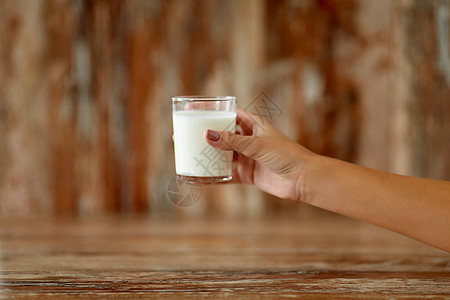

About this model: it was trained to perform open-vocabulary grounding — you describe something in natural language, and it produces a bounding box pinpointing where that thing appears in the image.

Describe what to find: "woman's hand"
[205,108,315,201]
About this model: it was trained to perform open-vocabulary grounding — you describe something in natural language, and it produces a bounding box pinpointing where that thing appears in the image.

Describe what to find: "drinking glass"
[172,96,237,183]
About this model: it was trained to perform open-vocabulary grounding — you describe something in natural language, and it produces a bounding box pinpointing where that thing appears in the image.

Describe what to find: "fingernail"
[206,130,220,141]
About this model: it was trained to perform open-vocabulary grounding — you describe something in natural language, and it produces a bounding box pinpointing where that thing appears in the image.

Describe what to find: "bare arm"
[304,155,450,252]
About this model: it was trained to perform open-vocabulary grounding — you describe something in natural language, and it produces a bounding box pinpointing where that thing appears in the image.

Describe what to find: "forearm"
[302,155,450,252]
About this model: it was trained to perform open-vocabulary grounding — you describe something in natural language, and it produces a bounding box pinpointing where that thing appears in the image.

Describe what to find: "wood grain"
[0,212,448,298]
[0,0,449,216]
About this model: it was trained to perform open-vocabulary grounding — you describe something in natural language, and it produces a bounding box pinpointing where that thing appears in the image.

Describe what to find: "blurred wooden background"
[0,0,449,217]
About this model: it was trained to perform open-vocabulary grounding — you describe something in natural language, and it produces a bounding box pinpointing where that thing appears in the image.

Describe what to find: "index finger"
[236,108,255,135]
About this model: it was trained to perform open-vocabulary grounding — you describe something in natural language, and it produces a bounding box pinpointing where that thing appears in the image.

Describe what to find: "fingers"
[236,108,277,137]
[236,108,255,135]
[228,169,242,184]
[183,102,213,110]
[205,129,260,159]
[222,153,253,184]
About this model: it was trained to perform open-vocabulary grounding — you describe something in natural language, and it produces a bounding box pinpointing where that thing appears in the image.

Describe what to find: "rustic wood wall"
[0,0,449,217]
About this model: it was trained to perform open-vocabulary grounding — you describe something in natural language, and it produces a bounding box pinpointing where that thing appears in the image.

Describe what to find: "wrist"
[293,149,323,204]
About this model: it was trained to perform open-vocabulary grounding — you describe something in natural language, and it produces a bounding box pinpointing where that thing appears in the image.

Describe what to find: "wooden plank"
[0,213,448,298]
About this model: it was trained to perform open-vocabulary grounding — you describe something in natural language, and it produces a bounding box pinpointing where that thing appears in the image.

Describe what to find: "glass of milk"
[172,96,237,183]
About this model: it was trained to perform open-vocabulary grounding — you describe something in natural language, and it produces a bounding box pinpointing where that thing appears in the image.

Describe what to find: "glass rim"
[172,95,236,102]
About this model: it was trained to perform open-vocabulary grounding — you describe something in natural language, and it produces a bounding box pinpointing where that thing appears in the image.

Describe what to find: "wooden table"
[0,211,449,299]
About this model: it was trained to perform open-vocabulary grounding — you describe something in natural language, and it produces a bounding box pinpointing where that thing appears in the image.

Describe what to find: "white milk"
[173,110,236,178]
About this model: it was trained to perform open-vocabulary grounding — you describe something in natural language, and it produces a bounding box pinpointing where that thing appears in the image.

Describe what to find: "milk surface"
[173,110,236,177]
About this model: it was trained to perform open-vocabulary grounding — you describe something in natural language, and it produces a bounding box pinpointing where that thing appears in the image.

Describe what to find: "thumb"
[205,129,260,158]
